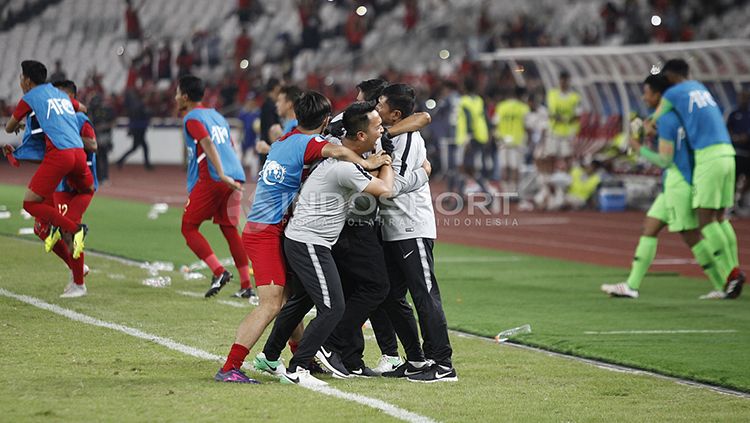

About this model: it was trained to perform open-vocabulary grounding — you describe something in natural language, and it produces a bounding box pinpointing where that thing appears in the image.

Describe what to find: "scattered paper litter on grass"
[20,209,31,220]
[18,227,34,235]
[142,276,171,288]
[140,261,174,275]
[183,272,206,280]
[147,203,169,220]
[0,210,10,219]
[107,274,126,280]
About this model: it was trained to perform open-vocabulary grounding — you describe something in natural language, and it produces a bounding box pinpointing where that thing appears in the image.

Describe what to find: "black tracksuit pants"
[383,238,453,367]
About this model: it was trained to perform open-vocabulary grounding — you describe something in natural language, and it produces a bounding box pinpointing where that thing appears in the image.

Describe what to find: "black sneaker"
[407,363,458,383]
[314,346,351,379]
[231,287,256,298]
[308,360,327,375]
[205,270,232,297]
[724,268,746,299]
[382,360,429,378]
[348,366,379,378]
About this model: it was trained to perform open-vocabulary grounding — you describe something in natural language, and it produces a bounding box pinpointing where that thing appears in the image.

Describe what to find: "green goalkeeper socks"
[691,240,726,291]
[701,222,732,279]
[720,220,739,269]
[626,236,658,290]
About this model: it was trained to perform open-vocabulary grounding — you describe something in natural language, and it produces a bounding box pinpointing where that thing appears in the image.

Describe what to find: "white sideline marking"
[584,329,738,335]
[0,288,436,423]
[176,290,250,308]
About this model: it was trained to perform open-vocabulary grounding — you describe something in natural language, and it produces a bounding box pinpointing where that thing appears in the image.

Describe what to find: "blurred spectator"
[729,90,750,206]
[237,94,261,176]
[236,0,256,24]
[88,93,117,183]
[49,59,67,83]
[139,44,154,82]
[176,42,194,78]
[206,31,222,68]
[219,73,239,112]
[156,41,172,81]
[494,86,530,192]
[345,8,367,51]
[116,88,153,170]
[256,78,282,164]
[124,0,142,41]
[191,30,207,67]
[300,14,322,51]
[234,28,253,66]
[404,0,419,31]
[564,161,602,210]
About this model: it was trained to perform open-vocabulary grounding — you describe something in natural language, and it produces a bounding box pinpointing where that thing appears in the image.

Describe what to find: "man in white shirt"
[377,83,458,383]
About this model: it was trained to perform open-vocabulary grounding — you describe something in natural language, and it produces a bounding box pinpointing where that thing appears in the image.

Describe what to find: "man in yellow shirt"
[453,78,491,198]
[545,71,581,170]
[494,86,530,192]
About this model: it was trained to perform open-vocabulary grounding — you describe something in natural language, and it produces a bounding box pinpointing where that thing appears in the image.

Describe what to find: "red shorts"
[243,221,286,287]
[28,147,93,200]
[183,179,243,226]
[53,191,90,224]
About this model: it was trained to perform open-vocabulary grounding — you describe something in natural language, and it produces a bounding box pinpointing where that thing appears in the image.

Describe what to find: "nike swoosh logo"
[285,375,299,383]
[351,369,363,375]
[320,348,333,359]
[404,369,423,376]
[403,250,414,259]
[435,371,453,379]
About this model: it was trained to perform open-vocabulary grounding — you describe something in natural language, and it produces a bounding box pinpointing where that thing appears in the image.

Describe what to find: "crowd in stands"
[2,0,750,211]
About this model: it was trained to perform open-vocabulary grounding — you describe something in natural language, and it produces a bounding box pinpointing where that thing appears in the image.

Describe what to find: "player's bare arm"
[388,112,431,136]
[363,162,394,198]
[82,137,97,153]
[5,116,21,134]
[198,136,241,190]
[321,143,391,170]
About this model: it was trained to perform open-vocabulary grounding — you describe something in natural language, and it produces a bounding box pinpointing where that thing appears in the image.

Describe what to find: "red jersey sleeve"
[11,99,31,121]
[303,137,329,164]
[80,121,96,139]
[186,119,210,142]
[71,98,81,111]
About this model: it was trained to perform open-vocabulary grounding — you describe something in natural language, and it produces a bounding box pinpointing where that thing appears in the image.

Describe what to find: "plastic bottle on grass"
[495,324,531,343]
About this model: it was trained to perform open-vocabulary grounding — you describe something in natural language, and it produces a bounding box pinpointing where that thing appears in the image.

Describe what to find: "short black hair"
[514,85,527,98]
[662,59,689,77]
[279,85,303,103]
[21,60,47,85]
[643,73,670,94]
[343,101,377,137]
[294,90,332,130]
[356,78,388,102]
[381,83,415,118]
[265,77,281,93]
[52,79,77,97]
[179,75,205,102]
[560,70,571,79]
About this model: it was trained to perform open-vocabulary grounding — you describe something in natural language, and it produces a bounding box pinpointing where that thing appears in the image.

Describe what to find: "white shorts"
[500,146,522,170]
[536,134,573,159]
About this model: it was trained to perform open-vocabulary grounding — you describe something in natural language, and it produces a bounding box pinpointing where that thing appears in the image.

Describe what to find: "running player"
[215,91,389,383]
[647,59,744,298]
[377,83,457,383]
[601,74,727,299]
[3,60,92,260]
[175,75,253,299]
[50,80,98,298]
[257,102,394,386]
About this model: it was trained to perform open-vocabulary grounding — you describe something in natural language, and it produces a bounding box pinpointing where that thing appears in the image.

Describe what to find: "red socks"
[182,221,224,276]
[222,343,250,372]
[220,225,251,289]
[24,200,78,233]
[288,341,299,355]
